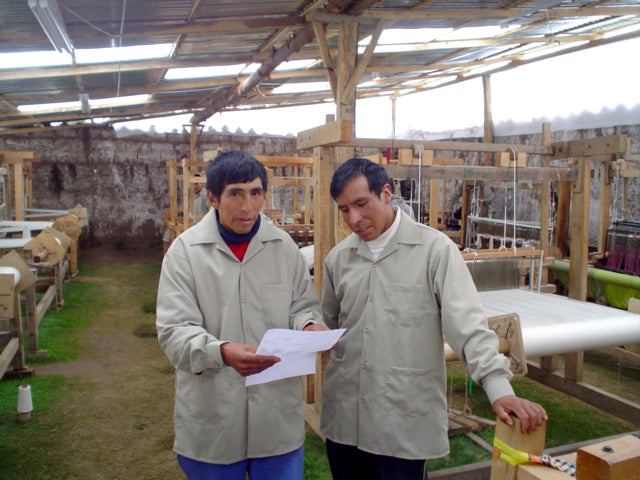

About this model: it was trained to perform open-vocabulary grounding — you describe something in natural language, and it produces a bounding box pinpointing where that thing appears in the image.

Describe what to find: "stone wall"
[1,122,638,248]
[0,126,296,247]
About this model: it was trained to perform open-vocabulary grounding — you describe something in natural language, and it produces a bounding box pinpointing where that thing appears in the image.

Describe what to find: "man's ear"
[207,190,218,208]
[381,183,393,203]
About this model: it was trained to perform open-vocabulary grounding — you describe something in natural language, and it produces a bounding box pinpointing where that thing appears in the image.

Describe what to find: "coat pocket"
[383,284,430,328]
[384,365,443,417]
[260,284,292,328]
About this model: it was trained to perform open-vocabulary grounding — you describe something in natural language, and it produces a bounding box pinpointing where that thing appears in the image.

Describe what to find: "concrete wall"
[0,126,296,247]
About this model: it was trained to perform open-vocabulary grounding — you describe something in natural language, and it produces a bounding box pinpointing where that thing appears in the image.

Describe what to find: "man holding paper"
[320,157,547,480]
[156,151,326,480]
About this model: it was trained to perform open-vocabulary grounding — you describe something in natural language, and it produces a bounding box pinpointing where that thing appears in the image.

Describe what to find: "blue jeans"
[177,446,303,480]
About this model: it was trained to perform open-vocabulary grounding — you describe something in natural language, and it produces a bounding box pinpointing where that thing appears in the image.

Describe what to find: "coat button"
[241,296,247,303]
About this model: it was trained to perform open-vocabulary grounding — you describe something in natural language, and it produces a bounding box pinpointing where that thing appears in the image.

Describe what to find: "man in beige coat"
[320,157,547,480]
[157,151,325,480]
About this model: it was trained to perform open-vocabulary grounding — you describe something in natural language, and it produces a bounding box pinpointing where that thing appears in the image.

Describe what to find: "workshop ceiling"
[1,0,639,133]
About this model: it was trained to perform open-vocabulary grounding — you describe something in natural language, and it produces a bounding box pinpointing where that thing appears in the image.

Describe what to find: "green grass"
[304,432,332,479]
[0,376,75,477]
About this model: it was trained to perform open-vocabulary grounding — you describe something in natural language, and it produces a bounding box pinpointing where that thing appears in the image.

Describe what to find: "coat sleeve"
[431,239,515,404]
[320,256,340,330]
[287,239,324,330]
[156,239,226,374]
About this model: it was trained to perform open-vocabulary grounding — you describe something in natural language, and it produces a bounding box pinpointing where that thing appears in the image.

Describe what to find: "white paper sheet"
[245,328,346,386]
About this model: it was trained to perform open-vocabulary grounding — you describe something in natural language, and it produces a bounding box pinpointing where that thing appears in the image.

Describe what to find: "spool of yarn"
[0,266,21,287]
[17,384,33,422]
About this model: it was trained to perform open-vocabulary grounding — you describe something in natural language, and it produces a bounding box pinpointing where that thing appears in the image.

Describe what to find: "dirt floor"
[36,245,181,480]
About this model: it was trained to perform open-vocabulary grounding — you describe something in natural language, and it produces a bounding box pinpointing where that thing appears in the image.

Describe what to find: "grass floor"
[0,246,637,479]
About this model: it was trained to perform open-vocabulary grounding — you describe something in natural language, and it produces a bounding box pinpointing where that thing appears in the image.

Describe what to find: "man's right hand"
[220,342,280,377]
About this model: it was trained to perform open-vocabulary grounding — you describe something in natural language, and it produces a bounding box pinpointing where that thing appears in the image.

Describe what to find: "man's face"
[335,174,395,242]
[194,182,202,194]
[207,177,264,234]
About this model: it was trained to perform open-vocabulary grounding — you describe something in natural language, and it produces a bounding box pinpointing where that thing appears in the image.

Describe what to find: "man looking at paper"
[320,157,547,480]
[156,150,326,480]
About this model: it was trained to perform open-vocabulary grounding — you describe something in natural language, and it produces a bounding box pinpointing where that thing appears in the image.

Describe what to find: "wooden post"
[335,21,358,242]
[490,416,547,480]
[13,163,24,221]
[597,161,612,255]
[483,75,494,167]
[566,157,591,382]
[555,181,571,257]
[312,146,336,296]
[182,157,191,230]
[303,166,312,224]
[24,283,38,355]
[538,124,557,371]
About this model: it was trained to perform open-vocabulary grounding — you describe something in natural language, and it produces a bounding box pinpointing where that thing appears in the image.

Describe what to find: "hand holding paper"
[246,328,346,386]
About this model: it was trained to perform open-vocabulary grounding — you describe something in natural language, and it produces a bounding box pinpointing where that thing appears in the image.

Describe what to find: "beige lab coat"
[157,210,321,464]
[320,210,514,460]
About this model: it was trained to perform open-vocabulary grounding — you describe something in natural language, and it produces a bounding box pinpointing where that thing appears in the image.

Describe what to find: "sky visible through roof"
[113,36,640,138]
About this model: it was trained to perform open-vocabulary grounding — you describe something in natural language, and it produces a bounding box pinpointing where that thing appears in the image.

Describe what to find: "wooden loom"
[296,119,638,434]
[163,152,316,249]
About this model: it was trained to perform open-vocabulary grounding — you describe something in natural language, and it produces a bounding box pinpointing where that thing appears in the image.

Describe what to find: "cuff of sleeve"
[204,341,227,370]
[482,376,515,405]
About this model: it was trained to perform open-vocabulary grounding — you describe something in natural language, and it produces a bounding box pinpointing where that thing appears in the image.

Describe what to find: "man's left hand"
[492,395,548,434]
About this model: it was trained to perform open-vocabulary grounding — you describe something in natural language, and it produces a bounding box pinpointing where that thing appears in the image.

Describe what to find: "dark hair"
[330,157,391,199]
[206,151,268,200]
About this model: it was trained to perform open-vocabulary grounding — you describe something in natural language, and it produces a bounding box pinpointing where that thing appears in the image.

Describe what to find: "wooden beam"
[312,21,338,96]
[344,138,552,155]
[385,165,576,182]
[482,75,494,166]
[527,363,640,425]
[552,135,630,159]
[297,120,354,149]
[344,19,388,94]
[312,6,640,21]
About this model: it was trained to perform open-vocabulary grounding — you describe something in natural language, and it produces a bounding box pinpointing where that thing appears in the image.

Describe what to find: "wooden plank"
[35,284,56,327]
[269,176,315,187]
[526,363,640,425]
[598,347,640,367]
[384,165,576,182]
[255,155,314,167]
[0,337,19,378]
[297,120,354,149]
[304,402,323,439]
[552,135,630,159]
[460,248,542,260]
[343,138,552,155]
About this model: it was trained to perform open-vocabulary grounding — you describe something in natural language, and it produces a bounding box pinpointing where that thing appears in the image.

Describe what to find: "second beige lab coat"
[320,210,514,460]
